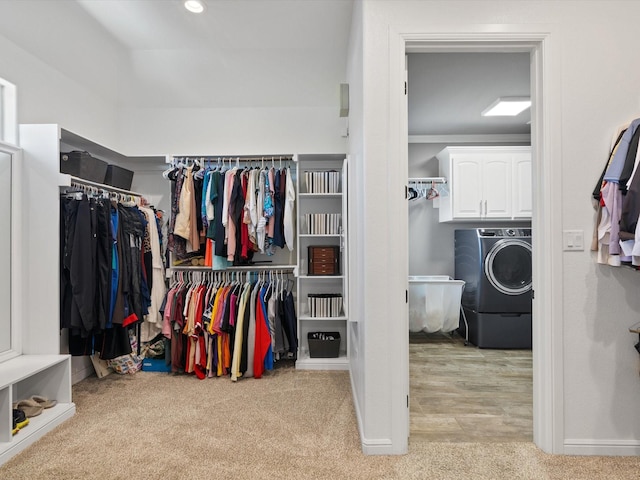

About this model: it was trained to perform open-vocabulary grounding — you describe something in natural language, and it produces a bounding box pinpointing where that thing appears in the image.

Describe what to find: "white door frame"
[0,140,22,364]
[388,26,564,454]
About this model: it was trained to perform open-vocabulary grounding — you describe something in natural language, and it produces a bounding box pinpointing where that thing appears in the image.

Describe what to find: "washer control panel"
[478,228,531,237]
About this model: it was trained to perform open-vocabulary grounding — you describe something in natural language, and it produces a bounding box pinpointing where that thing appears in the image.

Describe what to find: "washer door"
[484,239,532,295]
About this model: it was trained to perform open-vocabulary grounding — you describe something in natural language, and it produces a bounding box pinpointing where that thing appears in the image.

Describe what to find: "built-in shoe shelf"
[0,355,75,465]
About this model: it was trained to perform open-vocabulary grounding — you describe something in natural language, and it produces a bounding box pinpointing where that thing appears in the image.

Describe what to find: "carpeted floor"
[1,364,639,479]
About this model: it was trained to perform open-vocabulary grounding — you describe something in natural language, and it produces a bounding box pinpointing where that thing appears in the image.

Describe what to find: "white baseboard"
[361,438,395,455]
[71,357,94,384]
[349,371,397,455]
[564,439,640,456]
[349,370,365,449]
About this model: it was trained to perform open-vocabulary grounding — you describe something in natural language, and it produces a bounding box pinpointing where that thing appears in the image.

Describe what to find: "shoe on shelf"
[30,395,57,409]
[13,408,29,434]
[13,398,44,418]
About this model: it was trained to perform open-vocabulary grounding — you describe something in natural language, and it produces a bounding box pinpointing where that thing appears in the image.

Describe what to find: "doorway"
[406,52,533,442]
[387,29,564,454]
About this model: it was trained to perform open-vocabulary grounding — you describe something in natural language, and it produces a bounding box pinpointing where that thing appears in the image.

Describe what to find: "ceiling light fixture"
[184,0,206,13]
[481,97,531,117]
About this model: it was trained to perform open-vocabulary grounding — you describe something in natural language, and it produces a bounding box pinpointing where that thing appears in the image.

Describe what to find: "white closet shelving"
[295,154,349,370]
[0,356,74,465]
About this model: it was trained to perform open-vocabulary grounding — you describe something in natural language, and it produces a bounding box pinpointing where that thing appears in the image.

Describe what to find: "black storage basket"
[308,332,341,358]
[60,151,108,183]
[104,164,134,190]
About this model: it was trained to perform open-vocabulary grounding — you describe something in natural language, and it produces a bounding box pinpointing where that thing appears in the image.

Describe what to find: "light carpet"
[1,364,639,479]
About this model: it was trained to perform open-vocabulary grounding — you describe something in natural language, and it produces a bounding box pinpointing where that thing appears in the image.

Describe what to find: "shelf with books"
[295,154,349,371]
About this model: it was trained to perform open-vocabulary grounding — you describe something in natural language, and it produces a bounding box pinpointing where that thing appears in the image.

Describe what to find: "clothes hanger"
[427,181,439,200]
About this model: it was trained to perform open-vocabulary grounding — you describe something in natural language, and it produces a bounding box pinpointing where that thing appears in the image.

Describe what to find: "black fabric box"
[308,332,341,358]
[105,164,134,190]
[60,151,108,183]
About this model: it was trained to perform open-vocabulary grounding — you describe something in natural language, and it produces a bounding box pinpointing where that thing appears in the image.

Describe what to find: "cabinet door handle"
[484,200,487,216]
[479,200,483,217]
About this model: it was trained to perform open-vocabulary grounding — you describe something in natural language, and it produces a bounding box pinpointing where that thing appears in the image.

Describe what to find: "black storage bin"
[105,164,134,190]
[308,332,341,358]
[60,151,108,183]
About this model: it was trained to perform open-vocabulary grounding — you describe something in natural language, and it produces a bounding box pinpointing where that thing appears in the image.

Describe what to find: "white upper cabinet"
[511,151,533,218]
[437,146,531,222]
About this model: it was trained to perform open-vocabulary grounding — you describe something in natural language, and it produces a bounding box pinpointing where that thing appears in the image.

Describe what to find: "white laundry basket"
[408,276,465,333]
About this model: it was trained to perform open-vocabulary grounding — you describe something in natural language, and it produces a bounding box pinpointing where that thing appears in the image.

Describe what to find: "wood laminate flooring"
[409,331,533,443]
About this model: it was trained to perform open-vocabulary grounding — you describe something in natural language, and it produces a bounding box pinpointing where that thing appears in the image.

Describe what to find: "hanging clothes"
[60,186,160,359]
[161,270,297,381]
[140,206,167,342]
[284,166,296,251]
[593,118,640,268]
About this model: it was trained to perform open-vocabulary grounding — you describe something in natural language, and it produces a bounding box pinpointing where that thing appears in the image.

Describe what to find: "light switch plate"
[563,229,584,251]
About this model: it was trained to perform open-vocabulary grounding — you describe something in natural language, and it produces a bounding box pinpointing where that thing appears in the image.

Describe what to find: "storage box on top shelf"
[60,151,108,183]
[104,164,134,190]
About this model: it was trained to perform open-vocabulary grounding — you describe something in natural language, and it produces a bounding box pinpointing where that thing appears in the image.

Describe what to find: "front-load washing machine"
[455,228,532,348]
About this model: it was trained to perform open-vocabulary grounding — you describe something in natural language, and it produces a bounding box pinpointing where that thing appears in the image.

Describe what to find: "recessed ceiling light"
[481,97,531,117]
[184,0,206,13]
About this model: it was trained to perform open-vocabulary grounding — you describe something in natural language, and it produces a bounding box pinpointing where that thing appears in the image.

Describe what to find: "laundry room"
[406,51,534,442]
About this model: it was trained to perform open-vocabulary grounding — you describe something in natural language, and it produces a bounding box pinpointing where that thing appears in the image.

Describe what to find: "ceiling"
[0,0,530,137]
[75,0,354,109]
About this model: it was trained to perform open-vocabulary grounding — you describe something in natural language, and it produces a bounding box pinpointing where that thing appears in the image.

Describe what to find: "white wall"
[117,106,346,157]
[0,0,124,150]
[346,0,366,448]
[352,0,640,455]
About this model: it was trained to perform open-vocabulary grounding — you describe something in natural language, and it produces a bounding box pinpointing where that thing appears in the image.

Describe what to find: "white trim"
[563,440,640,457]
[350,369,365,450]
[10,147,22,359]
[0,78,17,145]
[529,31,564,455]
[389,27,411,455]
[391,25,564,455]
[0,141,22,362]
[361,438,394,455]
[409,134,531,144]
[71,356,95,385]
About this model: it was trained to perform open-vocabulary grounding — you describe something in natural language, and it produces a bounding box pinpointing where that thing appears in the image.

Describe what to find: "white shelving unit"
[0,355,75,464]
[296,154,349,370]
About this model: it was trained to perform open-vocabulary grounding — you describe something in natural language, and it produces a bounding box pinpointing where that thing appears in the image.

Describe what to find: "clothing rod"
[170,265,297,272]
[408,177,447,184]
[64,174,144,197]
[169,155,294,163]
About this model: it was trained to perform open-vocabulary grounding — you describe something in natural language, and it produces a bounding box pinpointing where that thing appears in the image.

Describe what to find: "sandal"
[13,398,44,418]
[30,395,57,409]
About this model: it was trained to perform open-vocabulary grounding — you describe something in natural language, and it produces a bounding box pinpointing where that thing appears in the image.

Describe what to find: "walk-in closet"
[56,147,350,382]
